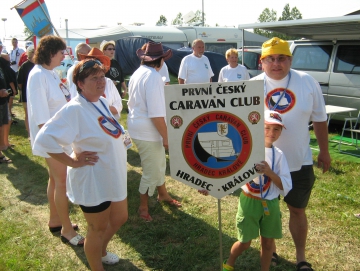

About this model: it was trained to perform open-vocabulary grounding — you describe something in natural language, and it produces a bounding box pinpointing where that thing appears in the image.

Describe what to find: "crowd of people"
[0,35,334,271]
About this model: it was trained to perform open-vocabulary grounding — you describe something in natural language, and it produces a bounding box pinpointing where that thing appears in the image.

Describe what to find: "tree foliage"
[23,26,33,38]
[172,12,183,25]
[156,15,167,26]
[254,4,303,40]
[187,10,206,26]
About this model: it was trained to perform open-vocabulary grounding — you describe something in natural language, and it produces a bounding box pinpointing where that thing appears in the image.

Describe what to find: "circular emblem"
[182,111,252,178]
[265,88,296,114]
[170,115,183,129]
[248,111,261,124]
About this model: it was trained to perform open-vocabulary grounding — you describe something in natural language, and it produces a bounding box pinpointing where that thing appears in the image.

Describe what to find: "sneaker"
[223,260,234,271]
[102,251,119,265]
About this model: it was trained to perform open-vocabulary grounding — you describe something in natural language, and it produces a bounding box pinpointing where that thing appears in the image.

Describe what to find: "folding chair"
[338,111,360,151]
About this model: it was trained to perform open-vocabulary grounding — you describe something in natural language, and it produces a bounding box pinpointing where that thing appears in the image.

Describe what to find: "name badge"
[123,130,133,150]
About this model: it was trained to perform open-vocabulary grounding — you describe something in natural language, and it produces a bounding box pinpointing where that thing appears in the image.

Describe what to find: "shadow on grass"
[115,169,296,271]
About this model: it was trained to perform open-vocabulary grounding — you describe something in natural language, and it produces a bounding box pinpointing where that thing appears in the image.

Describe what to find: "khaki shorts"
[284,165,315,208]
[133,139,166,196]
[236,192,282,243]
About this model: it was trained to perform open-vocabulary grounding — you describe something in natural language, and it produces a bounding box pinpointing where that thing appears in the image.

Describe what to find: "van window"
[205,43,237,55]
[291,45,333,71]
[334,45,360,74]
[238,51,260,70]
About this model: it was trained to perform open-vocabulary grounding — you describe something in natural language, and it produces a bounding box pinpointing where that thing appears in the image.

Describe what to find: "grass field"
[0,102,359,271]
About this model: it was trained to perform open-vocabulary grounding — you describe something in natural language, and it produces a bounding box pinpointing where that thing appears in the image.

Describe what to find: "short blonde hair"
[192,39,204,47]
[225,48,238,59]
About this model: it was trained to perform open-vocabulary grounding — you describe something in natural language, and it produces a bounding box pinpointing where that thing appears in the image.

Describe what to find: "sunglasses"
[106,48,115,51]
[263,55,289,63]
[79,59,102,73]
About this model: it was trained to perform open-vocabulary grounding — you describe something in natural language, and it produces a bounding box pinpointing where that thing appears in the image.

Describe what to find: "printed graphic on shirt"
[110,67,119,78]
[246,175,271,197]
[98,116,122,138]
[59,83,71,102]
[205,64,209,70]
[265,88,296,114]
[237,74,242,79]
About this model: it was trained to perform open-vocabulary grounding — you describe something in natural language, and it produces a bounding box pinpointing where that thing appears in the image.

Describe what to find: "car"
[290,40,360,120]
[237,47,262,78]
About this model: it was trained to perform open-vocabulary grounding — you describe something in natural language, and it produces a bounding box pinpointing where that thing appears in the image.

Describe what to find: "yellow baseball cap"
[260,37,292,59]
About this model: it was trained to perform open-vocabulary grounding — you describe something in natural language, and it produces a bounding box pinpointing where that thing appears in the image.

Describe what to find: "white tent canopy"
[237,15,360,41]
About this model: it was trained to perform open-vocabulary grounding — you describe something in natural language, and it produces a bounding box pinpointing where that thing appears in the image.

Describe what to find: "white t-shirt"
[33,95,127,206]
[27,64,77,157]
[9,47,25,72]
[158,62,170,84]
[178,54,214,84]
[127,65,166,142]
[251,69,327,171]
[242,146,292,200]
[66,60,78,90]
[218,64,250,82]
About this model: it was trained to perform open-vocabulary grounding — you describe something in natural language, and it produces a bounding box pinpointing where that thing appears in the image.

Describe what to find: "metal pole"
[65,19,68,41]
[202,0,204,26]
[218,199,223,271]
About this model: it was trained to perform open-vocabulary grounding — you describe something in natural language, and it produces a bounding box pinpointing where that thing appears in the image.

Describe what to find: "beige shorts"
[133,139,166,196]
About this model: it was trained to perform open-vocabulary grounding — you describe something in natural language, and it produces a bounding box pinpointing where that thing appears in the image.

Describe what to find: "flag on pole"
[12,0,53,37]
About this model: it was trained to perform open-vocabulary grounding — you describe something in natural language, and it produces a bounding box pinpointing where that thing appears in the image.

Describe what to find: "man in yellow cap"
[251,37,331,271]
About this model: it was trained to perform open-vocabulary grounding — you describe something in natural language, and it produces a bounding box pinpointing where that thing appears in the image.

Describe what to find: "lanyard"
[259,146,275,199]
[80,94,125,134]
[264,71,291,110]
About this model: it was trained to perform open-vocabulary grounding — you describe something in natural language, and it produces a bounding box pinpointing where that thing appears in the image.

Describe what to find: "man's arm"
[313,121,331,173]
[178,78,185,84]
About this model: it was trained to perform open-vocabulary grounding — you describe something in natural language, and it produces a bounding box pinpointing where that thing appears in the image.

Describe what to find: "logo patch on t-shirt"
[98,116,122,138]
[205,64,208,70]
[237,74,242,79]
[265,88,296,114]
[109,67,119,78]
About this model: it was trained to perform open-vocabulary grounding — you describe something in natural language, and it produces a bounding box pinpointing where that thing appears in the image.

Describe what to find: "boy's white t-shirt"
[33,95,127,206]
[251,69,327,171]
[218,64,250,82]
[242,146,292,200]
[27,64,77,157]
[127,65,166,142]
[158,62,170,84]
[178,54,214,84]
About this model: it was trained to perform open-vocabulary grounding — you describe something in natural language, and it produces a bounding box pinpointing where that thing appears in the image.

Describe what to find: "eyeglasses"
[79,59,102,73]
[106,48,115,51]
[263,55,289,64]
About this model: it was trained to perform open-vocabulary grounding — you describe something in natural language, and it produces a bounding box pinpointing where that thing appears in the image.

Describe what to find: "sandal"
[0,156,12,164]
[102,251,119,265]
[271,252,279,266]
[223,260,234,271]
[296,261,313,271]
[49,223,79,233]
[60,234,84,247]
[138,210,153,222]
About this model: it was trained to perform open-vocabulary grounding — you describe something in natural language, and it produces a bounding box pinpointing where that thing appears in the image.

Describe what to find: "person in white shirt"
[223,110,292,271]
[251,37,331,271]
[9,38,25,73]
[178,39,214,84]
[27,35,82,246]
[219,48,250,82]
[33,59,128,269]
[127,41,181,222]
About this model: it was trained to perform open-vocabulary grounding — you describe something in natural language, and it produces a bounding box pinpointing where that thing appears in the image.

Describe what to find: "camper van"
[177,26,267,55]
[290,40,360,120]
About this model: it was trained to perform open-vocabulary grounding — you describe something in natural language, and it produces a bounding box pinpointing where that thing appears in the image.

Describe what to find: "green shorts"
[236,193,282,242]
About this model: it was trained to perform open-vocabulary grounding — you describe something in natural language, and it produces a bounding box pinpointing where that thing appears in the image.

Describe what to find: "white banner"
[165,80,265,199]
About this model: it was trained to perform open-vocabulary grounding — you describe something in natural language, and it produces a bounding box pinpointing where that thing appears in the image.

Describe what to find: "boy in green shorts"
[223,110,292,271]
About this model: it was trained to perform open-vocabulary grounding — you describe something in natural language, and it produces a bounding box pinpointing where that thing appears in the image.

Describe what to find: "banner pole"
[218,199,223,271]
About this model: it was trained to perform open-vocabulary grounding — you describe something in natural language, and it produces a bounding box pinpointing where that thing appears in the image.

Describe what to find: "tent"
[114,37,227,82]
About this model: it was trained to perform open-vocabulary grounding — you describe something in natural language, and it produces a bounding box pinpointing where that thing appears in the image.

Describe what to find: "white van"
[290,40,360,120]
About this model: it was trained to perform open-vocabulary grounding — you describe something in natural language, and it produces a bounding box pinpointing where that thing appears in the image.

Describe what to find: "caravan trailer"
[176,26,267,55]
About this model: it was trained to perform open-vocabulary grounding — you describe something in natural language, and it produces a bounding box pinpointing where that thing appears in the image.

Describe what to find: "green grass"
[0,102,359,270]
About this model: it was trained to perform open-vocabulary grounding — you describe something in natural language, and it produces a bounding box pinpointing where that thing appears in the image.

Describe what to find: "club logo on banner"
[165,81,264,199]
